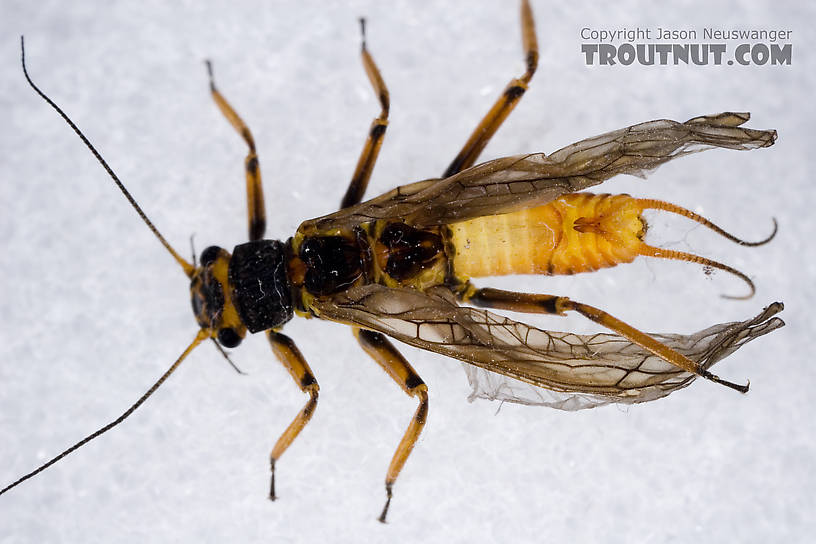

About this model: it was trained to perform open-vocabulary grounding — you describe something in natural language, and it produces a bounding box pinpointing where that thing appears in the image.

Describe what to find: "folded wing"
[301,112,776,233]
[309,284,784,410]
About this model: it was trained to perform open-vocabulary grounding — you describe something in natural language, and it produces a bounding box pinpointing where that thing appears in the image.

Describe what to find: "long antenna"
[0,330,208,497]
[20,36,194,278]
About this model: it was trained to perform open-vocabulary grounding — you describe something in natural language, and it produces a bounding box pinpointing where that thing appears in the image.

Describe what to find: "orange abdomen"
[448,193,646,279]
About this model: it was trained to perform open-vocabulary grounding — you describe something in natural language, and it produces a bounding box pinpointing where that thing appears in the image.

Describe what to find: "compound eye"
[200,246,221,267]
[217,327,242,348]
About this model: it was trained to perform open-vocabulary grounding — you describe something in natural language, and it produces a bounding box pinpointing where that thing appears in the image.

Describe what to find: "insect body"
[7,0,784,523]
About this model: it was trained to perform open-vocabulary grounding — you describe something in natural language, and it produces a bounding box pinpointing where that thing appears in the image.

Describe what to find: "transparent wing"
[309,284,784,411]
[300,112,776,234]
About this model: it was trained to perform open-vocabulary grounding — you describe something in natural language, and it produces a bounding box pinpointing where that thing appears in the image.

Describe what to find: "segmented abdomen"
[448,193,645,279]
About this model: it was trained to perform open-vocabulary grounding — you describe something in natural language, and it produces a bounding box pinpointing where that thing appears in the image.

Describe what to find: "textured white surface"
[0,1,812,542]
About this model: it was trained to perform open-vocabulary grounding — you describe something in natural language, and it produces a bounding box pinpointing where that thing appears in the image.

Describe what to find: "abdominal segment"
[448,193,646,279]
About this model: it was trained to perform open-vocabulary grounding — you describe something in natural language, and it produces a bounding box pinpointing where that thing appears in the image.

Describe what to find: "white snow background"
[0,1,812,542]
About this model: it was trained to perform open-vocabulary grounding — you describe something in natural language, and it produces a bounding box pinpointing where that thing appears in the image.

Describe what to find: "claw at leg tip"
[268,460,277,501]
[378,484,393,523]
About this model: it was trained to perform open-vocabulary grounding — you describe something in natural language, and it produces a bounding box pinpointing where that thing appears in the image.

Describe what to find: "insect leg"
[206,61,266,241]
[266,331,320,501]
[354,328,429,523]
[340,19,390,209]
[465,287,750,393]
[443,0,538,177]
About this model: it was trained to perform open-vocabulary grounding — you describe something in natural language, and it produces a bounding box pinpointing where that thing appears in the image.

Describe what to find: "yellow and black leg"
[444,0,538,177]
[266,331,320,501]
[340,19,391,209]
[206,61,266,241]
[465,287,750,393]
[354,328,429,523]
